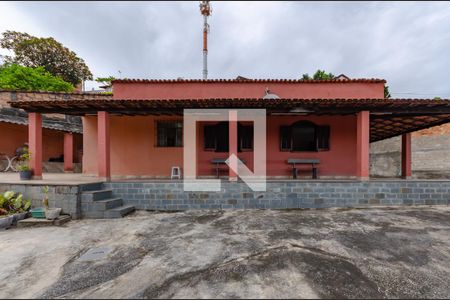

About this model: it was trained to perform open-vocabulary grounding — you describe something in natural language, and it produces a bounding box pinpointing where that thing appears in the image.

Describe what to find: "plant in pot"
[17,151,32,180]
[42,186,61,220]
[0,191,32,228]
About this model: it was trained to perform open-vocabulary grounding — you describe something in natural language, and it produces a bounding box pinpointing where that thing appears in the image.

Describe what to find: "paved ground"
[0,206,449,299]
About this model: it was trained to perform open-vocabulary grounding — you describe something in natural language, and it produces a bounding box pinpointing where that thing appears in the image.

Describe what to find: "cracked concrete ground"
[0,206,449,299]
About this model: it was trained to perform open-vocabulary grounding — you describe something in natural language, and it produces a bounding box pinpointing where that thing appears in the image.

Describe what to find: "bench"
[211,158,246,178]
[287,159,320,179]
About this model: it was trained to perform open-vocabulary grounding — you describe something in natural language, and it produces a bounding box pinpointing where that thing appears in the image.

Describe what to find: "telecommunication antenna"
[199,1,211,80]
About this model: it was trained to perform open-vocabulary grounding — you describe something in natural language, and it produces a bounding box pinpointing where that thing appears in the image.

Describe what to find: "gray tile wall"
[104,180,450,211]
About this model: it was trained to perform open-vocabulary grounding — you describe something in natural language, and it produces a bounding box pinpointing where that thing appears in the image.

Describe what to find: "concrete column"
[63,133,74,172]
[28,112,43,179]
[97,111,110,180]
[401,133,412,179]
[356,111,370,180]
[229,110,238,181]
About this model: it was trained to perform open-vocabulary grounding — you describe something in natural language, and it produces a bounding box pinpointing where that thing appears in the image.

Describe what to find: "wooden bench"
[211,158,246,178]
[287,159,320,179]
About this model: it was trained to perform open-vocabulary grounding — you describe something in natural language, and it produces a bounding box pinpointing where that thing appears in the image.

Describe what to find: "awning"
[9,97,450,142]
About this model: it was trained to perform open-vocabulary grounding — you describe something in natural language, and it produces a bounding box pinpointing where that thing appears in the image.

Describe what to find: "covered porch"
[9,97,450,181]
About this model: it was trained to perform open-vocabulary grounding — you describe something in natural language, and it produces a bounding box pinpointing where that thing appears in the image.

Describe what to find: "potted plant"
[0,191,31,228]
[17,151,32,180]
[42,186,61,220]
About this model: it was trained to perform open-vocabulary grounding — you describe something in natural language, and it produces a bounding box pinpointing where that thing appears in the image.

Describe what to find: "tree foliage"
[384,85,391,98]
[301,70,335,80]
[0,31,92,86]
[95,76,116,86]
[0,63,74,92]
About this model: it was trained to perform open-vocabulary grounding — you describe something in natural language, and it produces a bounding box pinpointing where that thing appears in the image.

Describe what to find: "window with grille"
[156,121,183,147]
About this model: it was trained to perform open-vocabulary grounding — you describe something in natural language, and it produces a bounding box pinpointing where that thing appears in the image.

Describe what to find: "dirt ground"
[0,206,449,299]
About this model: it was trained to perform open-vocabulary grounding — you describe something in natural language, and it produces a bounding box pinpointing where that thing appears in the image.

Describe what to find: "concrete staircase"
[80,183,135,219]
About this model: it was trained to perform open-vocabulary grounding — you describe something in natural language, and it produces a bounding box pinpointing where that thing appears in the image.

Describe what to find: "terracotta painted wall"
[82,115,357,178]
[83,116,183,177]
[113,82,384,100]
[0,122,82,162]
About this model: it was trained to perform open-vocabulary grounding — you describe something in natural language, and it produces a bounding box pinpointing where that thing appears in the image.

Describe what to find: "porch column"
[356,111,370,180]
[63,132,74,172]
[401,133,412,179]
[229,110,238,181]
[97,111,110,180]
[28,112,43,179]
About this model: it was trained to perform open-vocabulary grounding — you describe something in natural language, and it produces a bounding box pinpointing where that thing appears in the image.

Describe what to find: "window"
[156,121,183,147]
[292,121,316,151]
[204,125,216,150]
[280,121,330,152]
[215,122,229,152]
[239,124,253,151]
[203,122,254,152]
[280,126,291,151]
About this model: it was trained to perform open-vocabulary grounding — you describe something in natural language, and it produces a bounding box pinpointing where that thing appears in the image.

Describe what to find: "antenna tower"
[199,1,211,79]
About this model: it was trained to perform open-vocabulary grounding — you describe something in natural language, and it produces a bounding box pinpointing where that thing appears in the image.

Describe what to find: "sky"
[0,1,449,97]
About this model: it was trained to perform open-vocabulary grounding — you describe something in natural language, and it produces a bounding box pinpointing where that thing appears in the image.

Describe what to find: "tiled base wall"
[0,184,81,219]
[105,181,450,211]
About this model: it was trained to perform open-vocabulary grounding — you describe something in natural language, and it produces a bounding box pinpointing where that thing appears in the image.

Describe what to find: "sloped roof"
[9,97,450,142]
[112,78,386,84]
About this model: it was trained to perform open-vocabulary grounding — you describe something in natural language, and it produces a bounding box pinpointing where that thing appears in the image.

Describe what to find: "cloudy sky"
[0,1,449,97]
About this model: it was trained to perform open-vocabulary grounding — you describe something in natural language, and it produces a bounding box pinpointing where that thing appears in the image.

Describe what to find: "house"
[0,90,84,172]
[9,78,450,181]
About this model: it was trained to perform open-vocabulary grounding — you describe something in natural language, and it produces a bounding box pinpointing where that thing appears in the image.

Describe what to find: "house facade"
[10,78,450,181]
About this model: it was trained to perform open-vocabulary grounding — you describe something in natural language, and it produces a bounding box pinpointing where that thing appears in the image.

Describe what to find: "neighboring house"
[9,78,450,180]
[0,90,111,172]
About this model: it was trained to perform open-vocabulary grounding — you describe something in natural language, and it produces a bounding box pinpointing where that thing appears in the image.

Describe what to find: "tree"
[384,85,391,98]
[95,76,116,87]
[0,31,92,86]
[301,69,335,80]
[0,63,74,92]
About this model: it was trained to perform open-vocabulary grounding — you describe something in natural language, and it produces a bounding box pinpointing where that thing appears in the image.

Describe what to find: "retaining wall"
[105,180,450,211]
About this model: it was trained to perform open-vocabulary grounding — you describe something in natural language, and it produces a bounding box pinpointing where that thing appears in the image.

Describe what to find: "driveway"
[0,206,449,299]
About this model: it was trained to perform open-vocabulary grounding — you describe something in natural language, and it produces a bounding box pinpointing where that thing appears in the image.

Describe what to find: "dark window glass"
[291,121,317,151]
[215,122,229,152]
[317,125,330,150]
[239,124,253,151]
[280,126,291,151]
[157,121,183,147]
[204,125,216,150]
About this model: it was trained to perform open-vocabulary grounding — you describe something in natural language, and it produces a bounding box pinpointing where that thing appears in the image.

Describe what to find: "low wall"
[0,184,82,219]
[370,130,450,179]
[105,180,450,211]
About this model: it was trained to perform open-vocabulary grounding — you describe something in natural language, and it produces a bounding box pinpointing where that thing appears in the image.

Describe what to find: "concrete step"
[91,198,123,210]
[80,182,104,192]
[104,205,135,219]
[82,189,113,202]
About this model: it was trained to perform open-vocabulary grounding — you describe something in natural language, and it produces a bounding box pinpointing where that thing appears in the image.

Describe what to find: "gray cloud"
[0,1,449,97]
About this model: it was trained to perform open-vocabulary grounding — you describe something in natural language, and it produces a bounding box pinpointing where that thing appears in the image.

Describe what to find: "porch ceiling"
[8,97,450,142]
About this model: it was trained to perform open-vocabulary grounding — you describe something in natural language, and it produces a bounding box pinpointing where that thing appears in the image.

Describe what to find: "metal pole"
[203,15,208,80]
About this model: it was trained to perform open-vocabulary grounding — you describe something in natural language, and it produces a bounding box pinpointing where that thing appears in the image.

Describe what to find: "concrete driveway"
[0,206,449,299]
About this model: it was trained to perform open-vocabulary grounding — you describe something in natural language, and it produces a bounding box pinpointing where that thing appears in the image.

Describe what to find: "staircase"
[80,183,135,219]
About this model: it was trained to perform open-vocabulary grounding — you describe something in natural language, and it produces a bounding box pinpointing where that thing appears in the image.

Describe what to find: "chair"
[171,166,181,179]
